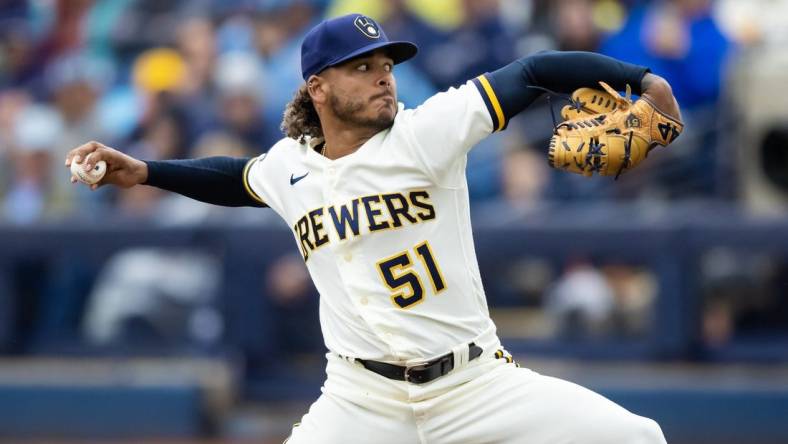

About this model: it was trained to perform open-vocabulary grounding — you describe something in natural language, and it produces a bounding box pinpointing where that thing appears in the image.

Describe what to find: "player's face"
[324,51,398,131]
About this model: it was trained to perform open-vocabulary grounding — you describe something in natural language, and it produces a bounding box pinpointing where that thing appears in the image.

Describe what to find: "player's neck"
[320,127,379,160]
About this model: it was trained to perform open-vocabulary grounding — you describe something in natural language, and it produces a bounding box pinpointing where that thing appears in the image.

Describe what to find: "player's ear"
[307,75,328,105]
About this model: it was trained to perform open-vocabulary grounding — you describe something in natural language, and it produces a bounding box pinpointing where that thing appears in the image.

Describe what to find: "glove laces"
[529,82,633,133]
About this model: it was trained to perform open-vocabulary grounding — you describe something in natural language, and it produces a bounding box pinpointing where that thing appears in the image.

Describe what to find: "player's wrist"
[640,74,682,121]
[640,73,666,93]
[135,159,150,185]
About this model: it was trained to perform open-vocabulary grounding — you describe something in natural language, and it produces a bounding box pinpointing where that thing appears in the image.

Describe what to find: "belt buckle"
[404,362,430,384]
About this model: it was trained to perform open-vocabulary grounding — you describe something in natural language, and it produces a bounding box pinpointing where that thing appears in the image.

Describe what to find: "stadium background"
[1,0,788,443]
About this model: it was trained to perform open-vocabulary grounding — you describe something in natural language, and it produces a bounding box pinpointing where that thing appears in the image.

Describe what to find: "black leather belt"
[357,343,483,384]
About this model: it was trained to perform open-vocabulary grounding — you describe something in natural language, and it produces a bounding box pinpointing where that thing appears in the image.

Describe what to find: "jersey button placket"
[325,166,339,201]
[326,166,337,183]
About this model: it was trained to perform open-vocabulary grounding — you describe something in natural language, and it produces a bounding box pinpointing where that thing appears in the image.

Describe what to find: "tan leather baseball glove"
[548,82,684,179]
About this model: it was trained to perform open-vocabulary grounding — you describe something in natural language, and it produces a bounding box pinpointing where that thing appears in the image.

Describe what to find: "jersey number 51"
[376,241,446,309]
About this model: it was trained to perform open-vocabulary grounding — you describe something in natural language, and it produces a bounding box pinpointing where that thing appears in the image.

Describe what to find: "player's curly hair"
[281,84,323,143]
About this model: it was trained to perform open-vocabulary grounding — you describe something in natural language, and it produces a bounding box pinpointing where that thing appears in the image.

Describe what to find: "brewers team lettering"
[293,190,436,261]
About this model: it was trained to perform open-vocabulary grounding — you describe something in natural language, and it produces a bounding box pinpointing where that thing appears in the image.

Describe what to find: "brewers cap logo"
[354,16,381,39]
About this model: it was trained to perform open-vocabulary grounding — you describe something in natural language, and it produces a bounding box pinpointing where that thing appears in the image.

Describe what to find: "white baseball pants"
[286,352,666,444]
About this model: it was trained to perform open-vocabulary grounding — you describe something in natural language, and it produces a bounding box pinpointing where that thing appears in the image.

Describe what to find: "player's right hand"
[65,141,148,190]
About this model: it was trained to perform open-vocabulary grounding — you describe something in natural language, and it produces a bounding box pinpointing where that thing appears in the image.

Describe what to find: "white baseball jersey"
[244,77,508,364]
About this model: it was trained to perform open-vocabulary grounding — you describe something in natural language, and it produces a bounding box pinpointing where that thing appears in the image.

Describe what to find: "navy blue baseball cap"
[301,14,418,80]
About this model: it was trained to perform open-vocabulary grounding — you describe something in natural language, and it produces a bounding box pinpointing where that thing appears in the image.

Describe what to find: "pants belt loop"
[452,343,470,370]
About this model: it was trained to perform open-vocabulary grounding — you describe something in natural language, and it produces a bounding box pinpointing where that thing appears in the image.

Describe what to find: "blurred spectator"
[209,51,279,153]
[2,103,63,224]
[43,51,115,216]
[125,97,189,162]
[552,0,602,52]
[0,18,41,91]
[501,145,550,206]
[174,15,220,143]
[545,260,616,339]
[254,1,322,139]
[127,47,191,159]
[44,52,114,140]
[0,0,27,21]
[601,263,656,337]
[215,12,257,54]
[176,16,217,97]
[482,256,555,310]
[109,0,194,56]
[36,0,93,60]
[714,0,788,46]
[601,0,732,110]
[382,0,446,51]
[131,47,188,112]
[425,0,515,90]
[380,0,446,89]
[702,292,734,347]
[329,0,464,30]
[341,1,442,106]
[193,131,254,159]
[0,89,31,193]
[540,257,657,340]
[80,0,135,61]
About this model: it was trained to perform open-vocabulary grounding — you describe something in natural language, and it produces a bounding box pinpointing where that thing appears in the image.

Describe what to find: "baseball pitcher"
[67,14,682,444]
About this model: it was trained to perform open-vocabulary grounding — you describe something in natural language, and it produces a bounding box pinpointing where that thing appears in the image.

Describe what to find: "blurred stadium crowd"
[2,0,788,395]
[1,0,770,225]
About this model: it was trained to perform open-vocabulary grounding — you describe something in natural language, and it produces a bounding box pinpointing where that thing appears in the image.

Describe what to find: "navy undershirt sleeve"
[143,157,266,208]
[482,50,650,127]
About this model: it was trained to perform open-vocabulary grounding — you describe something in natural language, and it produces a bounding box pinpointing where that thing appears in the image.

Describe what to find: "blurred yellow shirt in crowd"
[328,0,463,30]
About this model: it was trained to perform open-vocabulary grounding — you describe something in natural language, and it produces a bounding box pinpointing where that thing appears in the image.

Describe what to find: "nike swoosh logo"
[290,172,309,185]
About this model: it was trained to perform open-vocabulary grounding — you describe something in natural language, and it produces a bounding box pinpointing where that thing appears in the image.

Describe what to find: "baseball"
[70,160,107,185]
